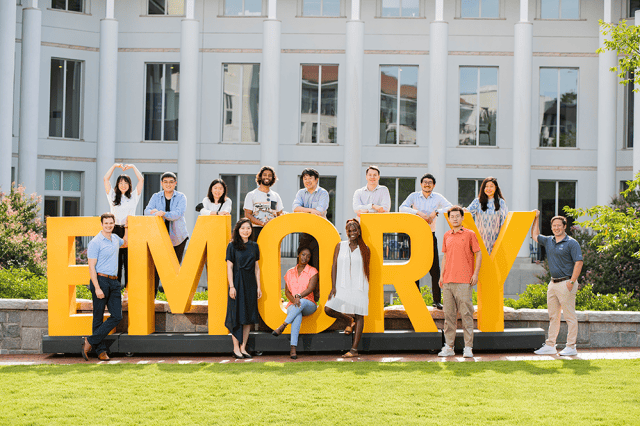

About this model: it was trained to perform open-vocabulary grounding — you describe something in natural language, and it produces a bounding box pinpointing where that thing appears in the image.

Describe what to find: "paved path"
[1,348,639,366]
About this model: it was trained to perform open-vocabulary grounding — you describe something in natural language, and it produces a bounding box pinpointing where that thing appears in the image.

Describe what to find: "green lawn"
[1,359,639,425]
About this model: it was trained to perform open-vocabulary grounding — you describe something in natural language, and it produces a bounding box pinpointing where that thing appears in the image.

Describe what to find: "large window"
[300,65,338,144]
[461,0,499,18]
[145,64,180,141]
[222,64,260,143]
[627,71,634,149]
[224,0,262,16]
[49,59,83,139]
[303,0,340,16]
[457,178,484,207]
[380,66,418,145]
[537,180,576,260]
[630,0,640,18]
[52,0,83,12]
[221,174,256,225]
[459,67,498,146]
[297,175,337,224]
[379,177,415,212]
[381,0,419,17]
[541,0,579,19]
[539,68,578,147]
[148,0,184,15]
[44,170,82,218]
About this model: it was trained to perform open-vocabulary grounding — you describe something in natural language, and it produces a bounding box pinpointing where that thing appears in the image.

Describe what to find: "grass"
[1,359,639,425]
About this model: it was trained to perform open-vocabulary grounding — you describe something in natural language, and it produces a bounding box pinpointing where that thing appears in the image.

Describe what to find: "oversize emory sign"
[47,212,534,337]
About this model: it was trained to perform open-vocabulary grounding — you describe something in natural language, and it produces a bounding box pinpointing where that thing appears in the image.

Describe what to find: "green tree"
[598,19,640,88]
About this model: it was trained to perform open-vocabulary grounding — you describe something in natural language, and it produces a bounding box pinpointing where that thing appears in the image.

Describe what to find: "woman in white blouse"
[103,163,143,298]
[199,179,232,216]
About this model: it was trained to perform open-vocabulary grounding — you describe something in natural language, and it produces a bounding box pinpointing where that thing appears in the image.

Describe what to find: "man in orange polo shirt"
[438,206,482,358]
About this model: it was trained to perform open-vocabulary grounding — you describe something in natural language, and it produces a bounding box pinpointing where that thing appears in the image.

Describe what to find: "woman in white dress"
[103,163,144,299]
[324,219,371,358]
[197,179,232,216]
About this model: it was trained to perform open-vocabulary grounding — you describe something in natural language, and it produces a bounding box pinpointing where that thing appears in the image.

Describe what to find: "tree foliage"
[598,19,640,89]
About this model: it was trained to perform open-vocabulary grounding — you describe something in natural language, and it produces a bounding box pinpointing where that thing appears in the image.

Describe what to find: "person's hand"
[219,211,230,215]
[257,287,262,300]
[463,207,470,213]
[155,211,166,217]
[417,211,429,221]
[566,281,574,292]
[121,241,128,249]
[438,278,443,289]
[123,164,133,171]
[328,288,336,300]
[428,211,437,223]
[150,209,158,214]
[373,205,386,213]
[534,209,540,218]
[470,274,478,287]
[294,294,301,307]
[229,287,236,299]
[95,288,105,299]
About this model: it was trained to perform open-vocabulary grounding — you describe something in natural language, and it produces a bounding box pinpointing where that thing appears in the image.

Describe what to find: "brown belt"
[97,273,118,280]
[551,277,570,283]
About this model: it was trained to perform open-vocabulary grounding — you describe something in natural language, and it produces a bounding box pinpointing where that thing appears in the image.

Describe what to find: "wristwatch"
[295,294,302,299]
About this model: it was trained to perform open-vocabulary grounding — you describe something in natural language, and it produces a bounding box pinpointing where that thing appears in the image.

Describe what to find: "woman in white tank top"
[324,219,370,358]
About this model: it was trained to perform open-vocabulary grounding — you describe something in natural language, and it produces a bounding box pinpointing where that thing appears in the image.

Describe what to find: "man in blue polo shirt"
[531,211,583,356]
[82,213,126,361]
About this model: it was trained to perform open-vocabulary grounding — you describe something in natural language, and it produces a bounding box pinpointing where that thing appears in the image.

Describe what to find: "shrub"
[155,290,208,302]
[504,283,640,311]
[0,184,46,275]
[0,268,93,300]
[386,287,478,307]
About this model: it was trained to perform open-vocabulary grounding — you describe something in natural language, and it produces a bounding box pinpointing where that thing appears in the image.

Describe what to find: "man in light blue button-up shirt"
[399,173,452,309]
[144,172,189,295]
[353,165,391,217]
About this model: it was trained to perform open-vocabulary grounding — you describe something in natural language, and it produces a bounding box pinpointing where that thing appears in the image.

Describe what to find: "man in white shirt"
[352,165,391,217]
[244,166,284,241]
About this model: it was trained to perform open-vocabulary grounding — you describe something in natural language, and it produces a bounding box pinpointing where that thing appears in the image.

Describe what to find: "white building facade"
[1,0,639,276]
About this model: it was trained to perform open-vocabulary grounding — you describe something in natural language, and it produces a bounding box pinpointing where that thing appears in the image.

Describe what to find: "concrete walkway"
[1,348,639,366]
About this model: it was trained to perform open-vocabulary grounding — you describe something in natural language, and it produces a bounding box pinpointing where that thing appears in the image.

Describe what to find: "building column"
[0,2,16,193]
[343,0,364,222]
[634,11,640,179]
[178,0,199,231]
[428,0,448,199]
[512,0,533,257]
[260,0,281,174]
[95,0,118,215]
[17,1,41,195]
[597,0,617,205]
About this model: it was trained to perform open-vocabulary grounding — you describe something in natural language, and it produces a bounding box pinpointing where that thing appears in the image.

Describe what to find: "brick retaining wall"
[1,299,638,354]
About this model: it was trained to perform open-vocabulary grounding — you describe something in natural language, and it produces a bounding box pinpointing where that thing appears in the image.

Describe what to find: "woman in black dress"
[225,217,262,359]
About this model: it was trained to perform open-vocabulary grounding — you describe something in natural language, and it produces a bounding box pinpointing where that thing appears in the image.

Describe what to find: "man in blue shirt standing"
[400,173,452,309]
[82,213,126,361]
[144,172,189,296]
[531,211,583,356]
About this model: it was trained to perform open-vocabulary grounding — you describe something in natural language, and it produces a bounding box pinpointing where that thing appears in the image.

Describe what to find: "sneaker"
[559,346,578,356]
[534,344,557,355]
[463,347,473,358]
[438,346,455,357]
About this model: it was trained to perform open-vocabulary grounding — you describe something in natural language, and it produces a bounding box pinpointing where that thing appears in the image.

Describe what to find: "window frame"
[378,64,419,146]
[458,66,499,147]
[537,0,581,20]
[625,70,634,149]
[48,58,84,141]
[457,178,484,207]
[538,67,579,149]
[220,63,261,144]
[535,179,577,260]
[457,0,503,19]
[298,0,345,17]
[220,0,266,17]
[377,0,424,18]
[143,62,180,142]
[299,64,339,145]
[44,170,83,218]
[50,0,87,14]
[220,173,257,225]
[146,0,185,16]
[629,0,640,18]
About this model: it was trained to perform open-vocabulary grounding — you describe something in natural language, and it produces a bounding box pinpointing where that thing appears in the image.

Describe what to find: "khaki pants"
[546,280,578,348]
[443,283,474,348]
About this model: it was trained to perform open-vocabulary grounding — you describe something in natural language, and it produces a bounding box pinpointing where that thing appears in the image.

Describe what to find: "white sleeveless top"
[324,241,369,316]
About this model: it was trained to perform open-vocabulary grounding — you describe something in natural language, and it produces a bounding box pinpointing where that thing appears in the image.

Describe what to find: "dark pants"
[113,225,128,288]
[154,237,188,296]
[415,232,441,304]
[250,226,262,242]
[88,275,122,355]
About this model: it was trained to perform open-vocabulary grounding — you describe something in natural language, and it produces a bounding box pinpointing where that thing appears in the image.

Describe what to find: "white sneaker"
[534,344,557,355]
[559,346,578,356]
[463,347,473,358]
[438,346,455,357]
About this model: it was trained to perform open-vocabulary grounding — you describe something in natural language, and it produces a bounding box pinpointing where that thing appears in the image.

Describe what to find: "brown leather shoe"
[98,352,110,361]
[81,337,92,361]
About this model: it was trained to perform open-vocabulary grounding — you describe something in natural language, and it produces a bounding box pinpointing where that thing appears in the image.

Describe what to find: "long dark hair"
[207,179,228,204]
[346,219,370,281]
[478,176,505,212]
[232,218,253,251]
[113,175,132,206]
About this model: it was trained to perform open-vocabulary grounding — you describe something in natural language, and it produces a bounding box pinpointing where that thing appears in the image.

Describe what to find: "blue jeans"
[285,299,317,347]
[88,275,122,355]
